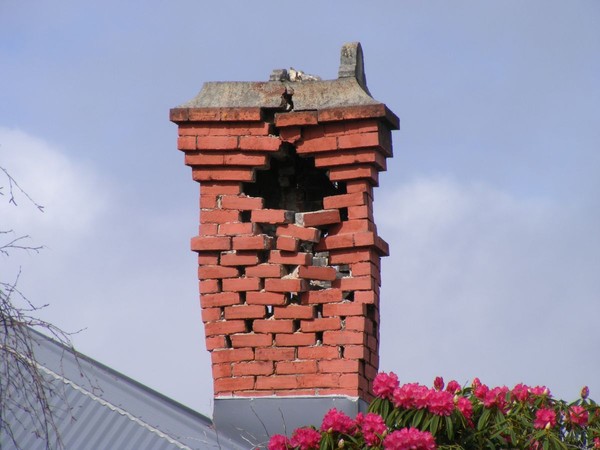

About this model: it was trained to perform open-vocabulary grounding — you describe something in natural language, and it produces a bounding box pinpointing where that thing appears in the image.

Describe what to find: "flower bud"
[581,386,589,399]
[337,438,345,448]
[434,376,444,391]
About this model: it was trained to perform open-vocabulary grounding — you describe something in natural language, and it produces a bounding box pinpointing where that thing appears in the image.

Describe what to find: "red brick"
[230,333,273,348]
[337,131,381,150]
[296,136,337,154]
[196,135,238,150]
[343,345,369,360]
[297,266,337,281]
[185,152,224,166]
[330,220,374,235]
[323,330,366,345]
[275,236,299,252]
[323,192,368,209]
[219,107,262,121]
[300,317,341,332]
[350,262,379,277]
[276,333,316,347]
[185,108,220,121]
[201,292,243,308]
[295,209,340,227]
[329,248,379,265]
[218,222,259,236]
[317,104,395,126]
[191,235,231,252]
[354,290,378,304]
[170,107,190,122]
[328,166,378,184]
[269,250,312,266]
[333,276,375,291]
[273,305,315,319]
[301,289,344,304]
[345,180,373,194]
[265,278,308,293]
[232,361,274,376]
[177,135,196,150]
[211,363,231,379]
[198,223,218,235]
[223,153,269,166]
[322,302,367,317]
[276,360,317,375]
[315,150,386,170]
[200,209,241,224]
[251,209,295,224]
[198,265,239,279]
[222,277,261,292]
[224,304,266,319]
[211,348,255,364]
[220,195,264,210]
[347,205,374,220]
[279,127,301,143]
[220,251,259,266]
[198,252,220,265]
[296,374,340,388]
[255,347,295,361]
[297,346,339,360]
[319,360,361,373]
[345,317,373,333]
[246,291,287,306]
[314,234,354,251]
[255,375,298,390]
[340,373,362,389]
[275,111,318,127]
[200,194,218,209]
[214,377,254,393]
[206,336,227,351]
[205,320,246,336]
[192,168,255,182]
[253,319,295,334]
[275,224,321,242]
[322,122,346,136]
[343,120,380,135]
[207,122,270,136]
[199,279,220,294]
[239,136,281,151]
[232,234,272,251]
[245,264,286,278]
[201,307,221,322]
[200,182,242,195]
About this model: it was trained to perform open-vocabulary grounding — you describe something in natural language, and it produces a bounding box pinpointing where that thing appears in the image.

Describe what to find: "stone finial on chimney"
[170,42,398,444]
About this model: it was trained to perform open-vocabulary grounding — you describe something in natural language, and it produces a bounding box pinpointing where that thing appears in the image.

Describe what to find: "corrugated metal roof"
[0,328,247,449]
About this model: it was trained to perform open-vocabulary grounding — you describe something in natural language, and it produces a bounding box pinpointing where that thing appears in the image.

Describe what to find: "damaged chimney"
[170,42,398,443]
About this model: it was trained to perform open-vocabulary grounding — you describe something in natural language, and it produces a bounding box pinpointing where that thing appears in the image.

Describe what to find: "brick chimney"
[170,42,398,443]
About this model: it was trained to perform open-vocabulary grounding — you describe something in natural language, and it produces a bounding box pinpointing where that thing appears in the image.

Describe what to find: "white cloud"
[377,176,600,399]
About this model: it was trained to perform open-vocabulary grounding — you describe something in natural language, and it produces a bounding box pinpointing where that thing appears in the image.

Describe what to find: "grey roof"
[1,328,247,450]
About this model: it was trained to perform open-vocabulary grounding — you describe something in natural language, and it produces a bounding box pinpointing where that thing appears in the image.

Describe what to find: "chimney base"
[213,396,367,446]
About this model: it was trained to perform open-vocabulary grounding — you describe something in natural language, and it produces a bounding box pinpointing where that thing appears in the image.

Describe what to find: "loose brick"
[275,111,318,127]
[246,291,287,305]
[196,135,238,150]
[201,307,221,322]
[255,347,295,361]
[319,360,361,373]
[301,289,344,304]
[323,330,366,345]
[230,333,273,348]
[214,376,254,393]
[222,277,261,292]
[232,234,272,251]
[198,252,220,265]
[295,136,337,154]
[347,205,374,220]
[314,234,354,251]
[200,182,242,195]
[354,290,378,304]
[333,276,375,291]
[238,136,281,152]
[265,278,308,293]
[273,304,315,319]
[269,250,312,266]
[329,248,379,265]
[199,279,220,294]
[255,375,298,390]
[275,236,299,252]
[220,251,260,266]
[295,209,340,227]
[193,168,255,182]
[253,319,295,334]
[205,320,246,336]
[201,292,243,308]
[314,150,386,170]
[219,222,259,236]
[251,209,295,224]
[200,209,241,224]
[297,346,339,360]
[329,220,374,235]
[232,361,274,376]
[206,336,227,351]
[297,265,337,281]
[245,264,286,278]
[323,192,368,209]
[276,360,318,375]
[198,265,239,279]
[300,317,341,332]
[223,153,269,166]
[275,333,316,347]
[224,304,266,319]
[211,348,255,364]
[191,235,231,252]
[220,195,264,210]
[322,302,367,317]
[279,127,301,143]
[275,224,321,242]
[328,166,378,184]
[345,179,373,194]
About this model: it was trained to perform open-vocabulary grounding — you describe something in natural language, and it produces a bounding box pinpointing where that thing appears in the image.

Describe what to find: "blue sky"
[1,1,599,417]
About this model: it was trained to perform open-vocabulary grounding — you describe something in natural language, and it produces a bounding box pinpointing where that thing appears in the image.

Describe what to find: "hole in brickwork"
[288,294,301,305]
[243,144,341,212]
[339,207,349,221]
[266,305,274,317]
[293,320,300,332]
[315,304,323,318]
[245,319,254,331]
[239,292,247,303]
[240,210,251,222]
[315,331,323,344]
[225,335,232,348]
[344,291,354,301]
[366,304,377,320]
[219,307,225,319]
[340,346,345,358]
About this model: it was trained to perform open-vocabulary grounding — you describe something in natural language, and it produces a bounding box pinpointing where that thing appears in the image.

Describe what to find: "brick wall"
[171,103,396,401]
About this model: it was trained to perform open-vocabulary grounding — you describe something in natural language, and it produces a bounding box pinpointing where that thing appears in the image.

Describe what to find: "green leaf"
[412,409,426,429]
[477,408,491,431]
[430,415,440,435]
[445,415,454,441]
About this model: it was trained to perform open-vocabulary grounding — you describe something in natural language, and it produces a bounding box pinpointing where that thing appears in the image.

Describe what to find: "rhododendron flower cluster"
[290,427,321,450]
[373,371,399,400]
[567,405,588,427]
[320,408,355,434]
[534,408,557,429]
[383,428,436,450]
[355,412,387,446]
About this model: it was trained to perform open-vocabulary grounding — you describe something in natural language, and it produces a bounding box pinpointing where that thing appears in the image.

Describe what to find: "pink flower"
[594,437,600,448]
[483,386,509,413]
[530,386,551,397]
[268,434,290,450]
[456,397,473,424]
[383,428,437,450]
[474,383,489,400]
[290,427,321,450]
[567,405,588,427]
[433,376,444,391]
[321,408,355,434]
[392,383,430,409]
[511,383,531,403]
[427,390,454,416]
[533,408,557,429]
[581,386,590,399]
[472,378,482,389]
[356,412,387,446]
[446,380,461,393]
[374,372,400,400]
